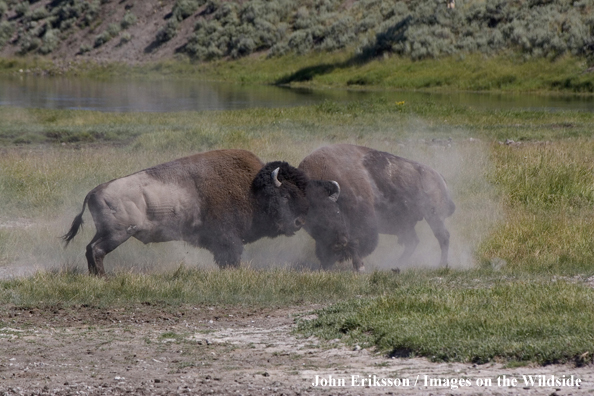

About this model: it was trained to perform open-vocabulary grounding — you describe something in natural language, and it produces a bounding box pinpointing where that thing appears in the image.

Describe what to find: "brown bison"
[299,144,455,271]
[63,149,320,275]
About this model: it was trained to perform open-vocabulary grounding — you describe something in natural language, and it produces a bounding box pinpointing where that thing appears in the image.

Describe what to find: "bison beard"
[299,144,455,272]
[62,149,310,275]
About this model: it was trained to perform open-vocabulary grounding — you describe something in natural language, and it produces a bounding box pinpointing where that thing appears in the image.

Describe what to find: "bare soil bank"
[1,304,592,396]
[1,0,191,64]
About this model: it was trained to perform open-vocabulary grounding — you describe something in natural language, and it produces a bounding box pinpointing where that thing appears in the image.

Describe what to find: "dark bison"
[63,149,315,275]
[299,144,455,271]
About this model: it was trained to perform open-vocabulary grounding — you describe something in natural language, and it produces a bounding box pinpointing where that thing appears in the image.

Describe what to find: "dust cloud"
[0,128,500,277]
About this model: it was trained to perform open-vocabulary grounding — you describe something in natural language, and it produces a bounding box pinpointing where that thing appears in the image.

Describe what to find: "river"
[0,75,593,113]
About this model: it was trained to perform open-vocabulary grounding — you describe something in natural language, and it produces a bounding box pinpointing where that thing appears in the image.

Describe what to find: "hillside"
[0,0,194,63]
[0,0,593,66]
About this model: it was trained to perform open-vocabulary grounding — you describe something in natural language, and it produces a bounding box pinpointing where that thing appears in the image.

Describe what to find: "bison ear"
[329,180,340,202]
[271,167,282,187]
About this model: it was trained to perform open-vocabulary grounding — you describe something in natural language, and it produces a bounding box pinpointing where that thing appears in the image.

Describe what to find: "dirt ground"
[1,303,593,396]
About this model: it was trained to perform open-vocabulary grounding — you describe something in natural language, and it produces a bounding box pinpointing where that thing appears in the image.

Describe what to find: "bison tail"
[62,194,89,247]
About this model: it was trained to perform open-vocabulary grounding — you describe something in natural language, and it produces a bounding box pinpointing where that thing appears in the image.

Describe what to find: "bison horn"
[329,180,340,202]
[272,167,282,187]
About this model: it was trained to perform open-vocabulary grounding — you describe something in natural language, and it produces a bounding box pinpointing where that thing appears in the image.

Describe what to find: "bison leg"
[396,226,419,266]
[212,237,243,269]
[352,255,365,272]
[315,242,337,270]
[85,231,130,276]
[426,216,450,267]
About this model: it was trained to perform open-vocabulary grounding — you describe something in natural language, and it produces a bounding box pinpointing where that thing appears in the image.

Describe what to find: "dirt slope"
[1,0,198,64]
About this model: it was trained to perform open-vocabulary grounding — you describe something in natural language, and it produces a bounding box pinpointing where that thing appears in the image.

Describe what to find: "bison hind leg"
[426,216,450,268]
[86,231,131,276]
[395,225,419,267]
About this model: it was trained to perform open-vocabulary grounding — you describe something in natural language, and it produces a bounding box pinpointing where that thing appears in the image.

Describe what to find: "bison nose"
[338,235,348,246]
[294,217,305,228]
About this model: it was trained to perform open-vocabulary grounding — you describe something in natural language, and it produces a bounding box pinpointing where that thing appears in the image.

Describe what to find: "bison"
[299,144,455,272]
[63,149,319,275]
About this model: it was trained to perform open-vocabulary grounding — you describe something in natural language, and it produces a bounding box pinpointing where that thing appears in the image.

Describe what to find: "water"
[0,75,592,113]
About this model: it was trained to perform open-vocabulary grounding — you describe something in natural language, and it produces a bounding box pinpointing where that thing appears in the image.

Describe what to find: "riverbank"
[1,52,593,95]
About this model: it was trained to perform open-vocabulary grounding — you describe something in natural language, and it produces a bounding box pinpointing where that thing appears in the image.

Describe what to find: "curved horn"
[271,167,282,187]
[329,180,340,202]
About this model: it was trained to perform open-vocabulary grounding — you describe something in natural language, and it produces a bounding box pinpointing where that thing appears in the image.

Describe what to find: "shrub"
[79,43,92,53]
[30,6,49,21]
[120,11,137,30]
[14,2,29,18]
[118,31,131,45]
[94,30,111,47]
[39,28,60,54]
[93,23,121,47]
[156,19,179,43]
[106,22,120,37]
[18,34,41,54]
[287,30,313,55]
[80,0,100,27]
[0,20,12,48]
[172,0,204,22]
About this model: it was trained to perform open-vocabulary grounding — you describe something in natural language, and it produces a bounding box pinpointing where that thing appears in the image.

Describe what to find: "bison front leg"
[351,254,366,273]
[395,226,419,267]
[212,236,243,269]
[315,242,337,270]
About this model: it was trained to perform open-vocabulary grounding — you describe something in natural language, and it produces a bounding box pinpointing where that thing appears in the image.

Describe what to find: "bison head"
[251,161,310,237]
[304,180,349,253]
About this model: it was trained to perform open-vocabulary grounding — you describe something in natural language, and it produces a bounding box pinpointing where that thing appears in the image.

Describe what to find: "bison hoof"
[391,268,401,274]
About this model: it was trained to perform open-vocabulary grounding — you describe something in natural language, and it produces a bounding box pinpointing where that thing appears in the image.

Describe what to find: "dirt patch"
[0,304,592,395]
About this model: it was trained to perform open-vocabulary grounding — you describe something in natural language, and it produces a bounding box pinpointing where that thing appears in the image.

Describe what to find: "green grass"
[2,52,593,94]
[0,267,398,308]
[2,97,594,147]
[480,142,594,274]
[298,272,594,365]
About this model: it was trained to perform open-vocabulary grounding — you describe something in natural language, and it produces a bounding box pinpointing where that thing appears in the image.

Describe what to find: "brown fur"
[299,144,455,271]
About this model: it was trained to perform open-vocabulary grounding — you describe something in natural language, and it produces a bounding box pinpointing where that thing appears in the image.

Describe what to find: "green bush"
[120,11,137,29]
[79,42,92,53]
[180,0,594,62]
[172,0,204,22]
[14,2,29,18]
[30,6,49,21]
[156,19,179,43]
[39,28,60,54]
[0,21,12,49]
[80,0,100,27]
[94,30,111,47]
[118,31,131,45]
[18,34,41,54]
